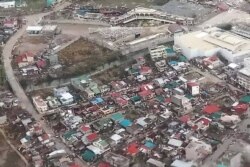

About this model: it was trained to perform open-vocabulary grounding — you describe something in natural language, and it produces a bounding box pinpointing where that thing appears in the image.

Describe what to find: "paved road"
[2,2,87,167]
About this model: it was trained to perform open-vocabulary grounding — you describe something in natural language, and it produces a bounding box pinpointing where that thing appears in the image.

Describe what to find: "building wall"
[0,1,15,8]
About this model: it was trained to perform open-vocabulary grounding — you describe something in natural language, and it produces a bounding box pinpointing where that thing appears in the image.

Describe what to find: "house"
[46,96,61,108]
[110,134,123,144]
[136,117,148,128]
[171,95,192,114]
[32,96,48,113]
[203,56,223,69]
[103,152,130,167]
[100,85,110,94]
[54,87,69,97]
[187,82,199,96]
[79,124,91,134]
[3,17,17,28]
[136,56,146,65]
[138,90,154,100]
[82,132,99,144]
[146,158,165,167]
[0,1,15,8]
[36,59,47,69]
[42,25,58,35]
[149,45,167,61]
[188,117,211,131]
[153,78,165,87]
[115,97,129,108]
[203,104,221,115]
[171,160,196,167]
[127,142,140,156]
[155,60,167,72]
[59,92,74,105]
[185,137,212,161]
[38,133,50,144]
[26,26,43,35]
[168,138,183,147]
[140,66,152,75]
[84,88,95,99]
[93,139,109,152]
[15,52,34,68]
[111,113,124,123]
[131,96,142,105]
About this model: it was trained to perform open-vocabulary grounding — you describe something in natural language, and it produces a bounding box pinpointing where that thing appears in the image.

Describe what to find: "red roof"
[187,82,199,87]
[36,59,46,68]
[140,66,152,74]
[140,84,153,91]
[41,133,49,140]
[110,92,121,98]
[165,98,172,103]
[80,125,90,132]
[217,2,229,11]
[127,143,139,155]
[203,104,221,114]
[233,103,248,114]
[69,163,80,167]
[196,117,211,125]
[87,132,98,142]
[87,105,99,112]
[179,115,190,123]
[116,97,128,106]
[98,162,111,167]
[15,51,34,64]
[139,90,153,98]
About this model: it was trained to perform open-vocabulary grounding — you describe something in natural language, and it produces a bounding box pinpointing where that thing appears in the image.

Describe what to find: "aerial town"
[0,0,250,167]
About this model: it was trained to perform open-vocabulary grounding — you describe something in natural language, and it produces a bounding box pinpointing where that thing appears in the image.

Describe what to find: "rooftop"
[177,27,250,53]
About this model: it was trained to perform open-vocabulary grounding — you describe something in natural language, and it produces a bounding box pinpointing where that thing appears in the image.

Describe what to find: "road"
[2,2,87,167]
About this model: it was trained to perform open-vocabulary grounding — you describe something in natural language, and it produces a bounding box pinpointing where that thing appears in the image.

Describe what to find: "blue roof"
[169,61,178,65]
[111,113,124,122]
[217,164,227,167]
[144,141,156,149]
[165,48,175,54]
[119,119,132,128]
[81,150,96,162]
[91,97,104,105]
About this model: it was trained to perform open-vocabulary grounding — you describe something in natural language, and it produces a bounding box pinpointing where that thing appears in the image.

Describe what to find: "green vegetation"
[25,0,46,11]
[58,38,122,78]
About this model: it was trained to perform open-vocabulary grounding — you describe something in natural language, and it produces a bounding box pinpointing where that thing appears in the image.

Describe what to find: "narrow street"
[2,2,88,167]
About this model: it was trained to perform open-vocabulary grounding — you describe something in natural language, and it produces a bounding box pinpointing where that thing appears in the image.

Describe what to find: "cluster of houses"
[0,16,22,44]
[29,45,250,167]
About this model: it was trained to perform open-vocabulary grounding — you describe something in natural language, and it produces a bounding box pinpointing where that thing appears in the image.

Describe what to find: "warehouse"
[174,27,250,64]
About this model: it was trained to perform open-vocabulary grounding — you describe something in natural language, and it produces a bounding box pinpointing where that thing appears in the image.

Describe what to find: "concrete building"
[110,7,195,26]
[187,82,199,96]
[26,26,43,35]
[59,92,74,105]
[32,96,48,113]
[185,137,212,161]
[174,27,250,63]
[0,0,15,8]
[103,152,130,167]
[149,45,169,61]
[237,58,250,90]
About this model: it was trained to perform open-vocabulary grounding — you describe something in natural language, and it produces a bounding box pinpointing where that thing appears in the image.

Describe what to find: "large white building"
[237,58,250,90]
[174,27,250,64]
[0,0,15,8]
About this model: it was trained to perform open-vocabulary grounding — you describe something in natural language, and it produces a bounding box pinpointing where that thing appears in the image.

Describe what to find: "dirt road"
[2,1,87,167]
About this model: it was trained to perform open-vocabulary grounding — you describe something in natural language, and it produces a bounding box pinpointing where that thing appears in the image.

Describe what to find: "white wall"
[0,1,15,8]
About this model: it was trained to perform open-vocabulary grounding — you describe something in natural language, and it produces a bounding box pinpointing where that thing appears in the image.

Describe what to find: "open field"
[58,38,122,78]
[0,132,25,167]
